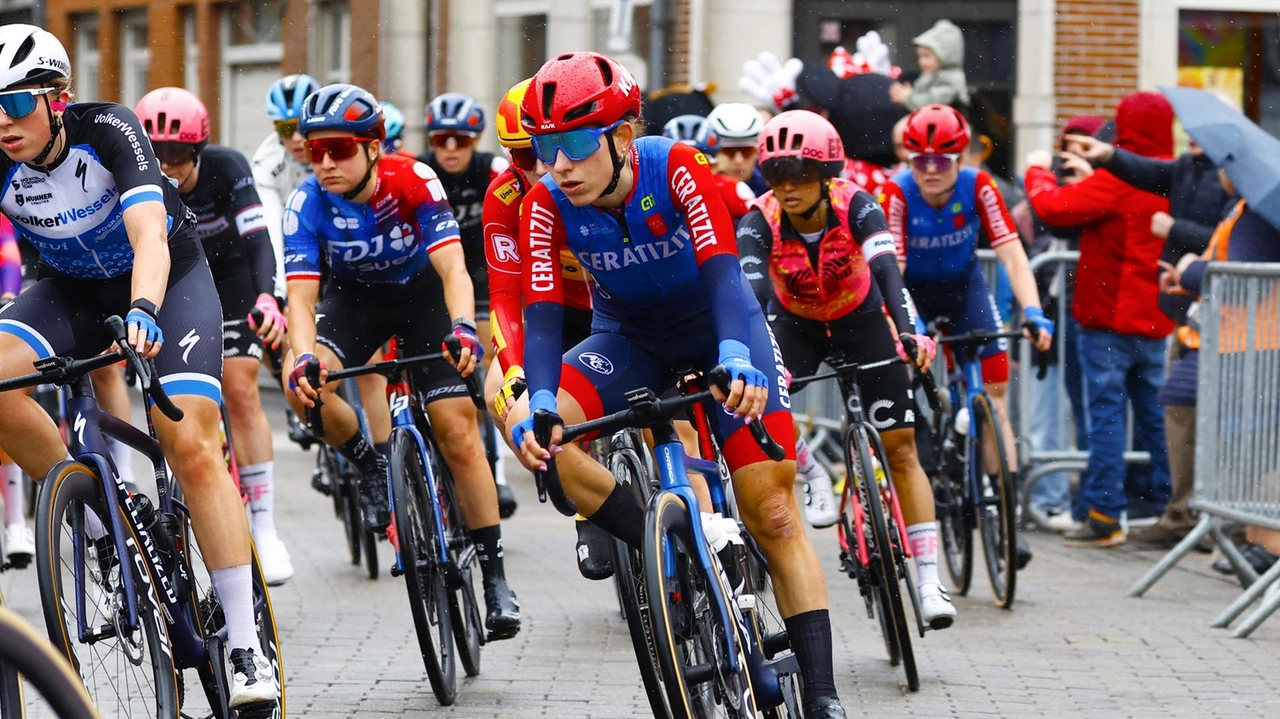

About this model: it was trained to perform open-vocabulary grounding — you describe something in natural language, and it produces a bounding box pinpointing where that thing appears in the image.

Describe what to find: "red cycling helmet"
[902,104,970,154]
[520,52,642,134]
[757,110,845,178]
[135,86,210,147]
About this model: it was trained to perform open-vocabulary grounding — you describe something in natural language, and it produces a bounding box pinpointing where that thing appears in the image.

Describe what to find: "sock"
[3,462,23,527]
[795,435,816,474]
[210,565,263,655]
[494,451,509,488]
[784,609,837,701]
[907,522,941,587]
[337,433,381,479]
[108,437,135,488]
[589,483,645,549]
[471,524,506,581]
[239,462,275,537]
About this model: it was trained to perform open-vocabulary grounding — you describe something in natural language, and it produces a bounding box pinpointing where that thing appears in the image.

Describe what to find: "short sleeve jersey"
[880,166,1019,284]
[283,154,460,286]
[0,103,190,279]
[522,137,738,328]
[181,144,269,267]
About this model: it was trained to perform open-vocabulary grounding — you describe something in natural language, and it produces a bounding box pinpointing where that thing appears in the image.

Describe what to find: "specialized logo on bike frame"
[578,352,614,375]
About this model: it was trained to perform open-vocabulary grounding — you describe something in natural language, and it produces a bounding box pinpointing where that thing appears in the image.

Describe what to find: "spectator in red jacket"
[1024,91,1175,548]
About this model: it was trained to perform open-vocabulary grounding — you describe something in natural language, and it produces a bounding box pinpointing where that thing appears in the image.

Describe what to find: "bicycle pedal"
[310,471,332,496]
[232,701,279,719]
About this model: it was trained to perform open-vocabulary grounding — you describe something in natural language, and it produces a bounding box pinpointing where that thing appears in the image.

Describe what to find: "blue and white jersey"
[0,103,189,280]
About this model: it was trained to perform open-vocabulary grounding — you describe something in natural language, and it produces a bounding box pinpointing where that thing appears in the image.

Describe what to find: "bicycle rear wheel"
[389,430,457,705]
[849,428,918,691]
[972,394,1017,608]
[0,606,101,719]
[646,492,756,719]
[36,461,180,718]
[608,443,671,719]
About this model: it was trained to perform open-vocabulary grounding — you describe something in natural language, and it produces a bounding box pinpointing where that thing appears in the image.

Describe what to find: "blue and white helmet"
[266,73,321,121]
[300,83,385,140]
[425,92,485,135]
[662,114,714,155]
[381,101,406,152]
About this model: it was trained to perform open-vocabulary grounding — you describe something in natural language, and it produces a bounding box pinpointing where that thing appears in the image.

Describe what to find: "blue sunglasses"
[530,120,624,164]
[0,87,53,120]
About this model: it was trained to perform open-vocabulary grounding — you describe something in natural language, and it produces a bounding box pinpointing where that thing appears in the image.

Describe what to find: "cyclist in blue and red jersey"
[880,105,1053,568]
[281,84,520,639]
[504,51,847,719]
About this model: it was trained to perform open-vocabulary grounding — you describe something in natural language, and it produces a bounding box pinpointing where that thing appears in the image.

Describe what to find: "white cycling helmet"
[0,24,70,90]
[703,102,764,148]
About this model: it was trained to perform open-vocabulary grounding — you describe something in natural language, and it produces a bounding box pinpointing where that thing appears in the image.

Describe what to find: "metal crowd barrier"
[1129,262,1280,638]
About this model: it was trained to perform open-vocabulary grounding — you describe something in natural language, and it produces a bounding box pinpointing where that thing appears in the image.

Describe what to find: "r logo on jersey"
[491,233,518,263]
[578,352,614,375]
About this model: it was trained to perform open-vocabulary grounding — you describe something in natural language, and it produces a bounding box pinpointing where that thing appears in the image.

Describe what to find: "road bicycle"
[302,336,485,706]
[535,366,803,718]
[792,355,937,692]
[923,328,1024,609]
[0,591,101,719]
[3,316,283,719]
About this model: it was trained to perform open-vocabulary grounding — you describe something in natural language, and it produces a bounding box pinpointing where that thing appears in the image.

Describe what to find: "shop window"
[119,10,150,108]
[73,14,99,103]
[495,13,547,97]
[1179,11,1280,137]
[313,0,351,84]
[228,0,284,46]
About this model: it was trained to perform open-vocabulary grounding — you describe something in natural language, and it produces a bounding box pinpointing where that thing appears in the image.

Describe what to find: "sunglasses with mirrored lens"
[760,157,822,187]
[508,146,537,172]
[307,137,370,163]
[0,87,51,120]
[429,132,476,150]
[719,146,757,161]
[530,120,623,165]
[152,141,199,166]
[273,119,300,141]
[909,152,961,173]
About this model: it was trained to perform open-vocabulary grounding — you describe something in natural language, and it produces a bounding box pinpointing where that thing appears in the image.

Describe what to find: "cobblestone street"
[4,393,1279,718]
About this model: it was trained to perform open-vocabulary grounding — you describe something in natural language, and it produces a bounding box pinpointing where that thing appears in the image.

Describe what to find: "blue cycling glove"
[125,306,164,350]
[1024,306,1055,338]
[718,340,767,389]
[511,389,558,449]
[445,318,484,363]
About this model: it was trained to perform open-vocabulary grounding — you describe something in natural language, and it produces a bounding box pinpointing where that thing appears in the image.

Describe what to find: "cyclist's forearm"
[994,241,1042,313]
[869,253,918,336]
[441,262,476,325]
[125,205,171,308]
[285,280,319,356]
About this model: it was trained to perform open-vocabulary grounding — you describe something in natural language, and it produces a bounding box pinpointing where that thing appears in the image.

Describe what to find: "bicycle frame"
[385,372,455,574]
[948,347,999,515]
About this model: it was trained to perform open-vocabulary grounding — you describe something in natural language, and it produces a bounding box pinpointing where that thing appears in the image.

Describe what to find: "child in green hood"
[890,19,970,111]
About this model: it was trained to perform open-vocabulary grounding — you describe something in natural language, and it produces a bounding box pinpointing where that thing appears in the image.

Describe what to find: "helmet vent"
[10,35,34,69]
[542,83,557,123]
[789,132,804,150]
[563,101,598,124]
[926,124,937,148]
[596,58,614,86]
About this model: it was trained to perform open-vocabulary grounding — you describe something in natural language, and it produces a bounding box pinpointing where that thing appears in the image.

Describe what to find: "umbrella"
[1160,85,1280,230]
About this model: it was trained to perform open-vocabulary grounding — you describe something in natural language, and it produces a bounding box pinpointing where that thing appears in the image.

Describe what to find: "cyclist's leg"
[956,273,1018,468]
[89,364,137,488]
[356,368,390,444]
[770,307,835,527]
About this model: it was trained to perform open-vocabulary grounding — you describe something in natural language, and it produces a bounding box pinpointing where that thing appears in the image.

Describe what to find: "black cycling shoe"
[1016,534,1033,569]
[575,519,615,580]
[803,695,848,719]
[483,576,521,640]
[497,481,518,519]
[357,456,391,533]
[285,408,314,450]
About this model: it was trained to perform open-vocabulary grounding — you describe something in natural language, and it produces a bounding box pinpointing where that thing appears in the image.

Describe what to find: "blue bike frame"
[954,358,992,507]
[387,385,452,573]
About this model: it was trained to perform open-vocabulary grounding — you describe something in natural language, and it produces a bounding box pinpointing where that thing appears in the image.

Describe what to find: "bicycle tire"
[742,542,802,719]
[0,606,102,719]
[849,428,918,692]
[35,461,180,718]
[842,435,901,668]
[435,437,482,679]
[932,404,973,596]
[646,492,756,719]
[334,454,364,568]
[608,444,671,719]
[971,394,1017,609]
[360,525,379,580]
[389,430,457,705]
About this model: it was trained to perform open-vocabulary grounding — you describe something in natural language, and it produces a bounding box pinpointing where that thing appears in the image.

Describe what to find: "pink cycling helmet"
[135,87,210,147]
[756,110,845,178]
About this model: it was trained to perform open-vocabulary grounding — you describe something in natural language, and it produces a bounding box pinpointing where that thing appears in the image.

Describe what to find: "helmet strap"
[31,95,63,167]
[341,143,378,201]
[797,182,829,223]
[597,132,626,200]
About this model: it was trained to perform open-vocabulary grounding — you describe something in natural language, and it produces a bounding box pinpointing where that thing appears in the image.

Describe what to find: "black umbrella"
[1160,86,1280,230]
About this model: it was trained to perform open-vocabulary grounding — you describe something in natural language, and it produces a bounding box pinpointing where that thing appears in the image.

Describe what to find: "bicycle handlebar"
[933,327,1032,347]
[104,315,184,423]
[789,354,941,413]
[531,365,786,516]
[443,334,486,412]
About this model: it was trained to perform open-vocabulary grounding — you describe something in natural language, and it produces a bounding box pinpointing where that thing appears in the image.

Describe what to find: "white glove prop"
[739,52,803,112]
[855,31,896,77]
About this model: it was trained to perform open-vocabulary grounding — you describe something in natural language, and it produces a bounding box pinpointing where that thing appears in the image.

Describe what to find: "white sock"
[108,437,135,488]
[210,565,262,655]
[84,507,107,540]
[795,435,816,474]
[3,462,23,527]
[907,522,941,587]
[493,451,508,487]
[239,462,275,537]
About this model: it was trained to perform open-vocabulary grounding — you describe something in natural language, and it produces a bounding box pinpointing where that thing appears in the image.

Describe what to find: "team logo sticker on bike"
[869,399,897,430]
[578,352,614,375]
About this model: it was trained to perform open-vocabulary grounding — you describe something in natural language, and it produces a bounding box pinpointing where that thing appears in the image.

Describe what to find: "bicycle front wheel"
[971,394,1017,608]
[931,410,973,596]
[389,430,457,705]
[0,606,102,719]
[436,439,483,679]
[646,492,756,719]
[36,461,179,718]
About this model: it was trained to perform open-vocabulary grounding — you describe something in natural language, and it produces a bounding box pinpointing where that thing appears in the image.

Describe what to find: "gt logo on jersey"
[495,178,521,205]
[694,152,709,166]
[491,233,518,263]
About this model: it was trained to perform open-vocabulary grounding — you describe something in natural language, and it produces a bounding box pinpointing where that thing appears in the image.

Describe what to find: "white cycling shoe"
[918,583,957,630]
[228,647,277,709]
[5,524,34,564]
[799,464,840,529]
[253,533,294,587]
